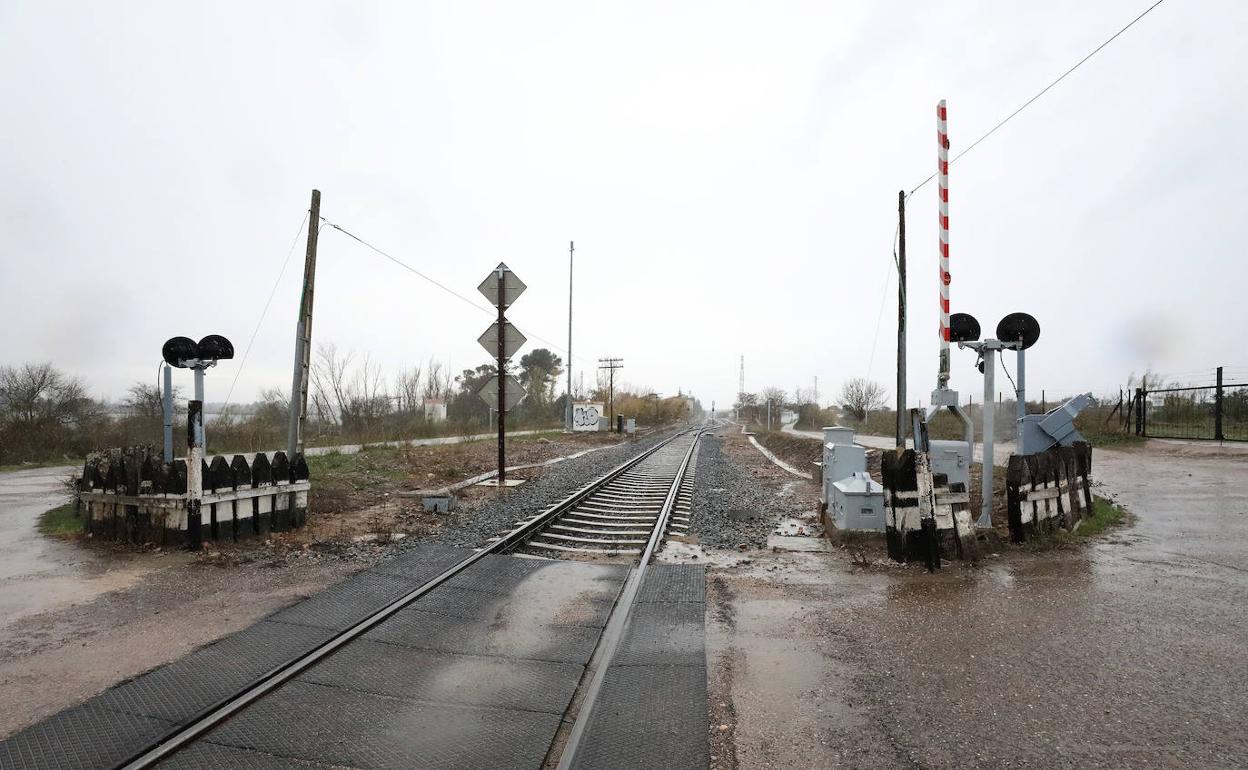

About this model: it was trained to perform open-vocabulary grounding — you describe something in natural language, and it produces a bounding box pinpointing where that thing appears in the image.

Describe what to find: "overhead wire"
[873,0,1168,384]
[318,218,593,368]
[906,0,1167,198]
[220,210,310,411]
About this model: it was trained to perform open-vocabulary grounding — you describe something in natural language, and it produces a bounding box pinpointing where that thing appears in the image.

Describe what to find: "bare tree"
[839,378,888,421]
[311,344,352,427]
[394,365,423,413]
[0,363,93,426]
[0,363,100,464]
[123,381,181,421]
[760,387,788,408]
[423,358,449,402]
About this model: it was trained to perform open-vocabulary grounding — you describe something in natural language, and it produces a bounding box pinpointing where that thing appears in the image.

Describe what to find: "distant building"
[424,398,447,422]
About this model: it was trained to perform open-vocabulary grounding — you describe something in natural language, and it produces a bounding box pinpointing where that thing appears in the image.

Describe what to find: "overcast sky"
[2,1,1244,412]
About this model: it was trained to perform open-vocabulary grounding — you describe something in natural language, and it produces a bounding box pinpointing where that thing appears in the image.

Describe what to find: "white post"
[1016,346,1026,450]
[186,399,204,549]
[193,366,206,454]
[162,365,174,462]
[980,348,996,528]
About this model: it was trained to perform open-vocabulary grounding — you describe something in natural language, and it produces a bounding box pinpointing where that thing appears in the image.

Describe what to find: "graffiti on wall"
[573,403,605,432]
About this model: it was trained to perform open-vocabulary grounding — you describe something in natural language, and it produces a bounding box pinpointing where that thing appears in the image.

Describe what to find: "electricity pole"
[896,189,907,448]
[598,358,623,430]
[287,189,320,460]
[565,240,574,431]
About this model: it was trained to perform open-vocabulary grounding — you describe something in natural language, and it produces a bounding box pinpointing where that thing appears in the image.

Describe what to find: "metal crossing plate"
[365,608,606,665]
[0,702,173,770]
[477,262,526,307]
[160,742,335,769]
[569,664,710,770]
[567,562,709,769]
[298,638,583,715]
[268,571,417,631]
[92,621,336,724]
[612,601,706,668]
[206,679,562,770]
[477,321,527,360]
[635,563,707,604]
[367,544,473,582]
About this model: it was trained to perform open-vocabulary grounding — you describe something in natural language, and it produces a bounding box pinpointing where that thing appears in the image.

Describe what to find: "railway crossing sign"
[477,375,526,412]
[477,322,526,361]
[477,263,527,485]
[477,262,526,307]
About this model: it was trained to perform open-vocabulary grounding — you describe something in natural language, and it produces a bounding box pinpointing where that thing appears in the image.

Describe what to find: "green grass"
[1020,494,1128,549]
[38,503,84,537]
[307,447,407,482]
[1074,495,1129,537]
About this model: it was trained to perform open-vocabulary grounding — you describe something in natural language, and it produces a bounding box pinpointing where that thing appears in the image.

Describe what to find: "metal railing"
[1134,366,1248,442]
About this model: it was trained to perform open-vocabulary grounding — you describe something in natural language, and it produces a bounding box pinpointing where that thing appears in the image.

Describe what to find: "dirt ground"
[0,431,623,739]
[703,428,1248,768]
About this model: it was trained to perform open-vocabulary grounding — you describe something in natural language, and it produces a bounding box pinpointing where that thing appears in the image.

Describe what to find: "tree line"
[0,347,698,466]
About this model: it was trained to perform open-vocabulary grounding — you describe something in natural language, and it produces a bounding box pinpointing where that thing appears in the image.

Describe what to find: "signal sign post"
[477,263,527,485]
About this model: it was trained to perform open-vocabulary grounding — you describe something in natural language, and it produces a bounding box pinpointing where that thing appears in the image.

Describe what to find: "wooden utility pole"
[896,190,907,448]
[566,241,574,431]
[598,358,623,430]
[287,189,321,460]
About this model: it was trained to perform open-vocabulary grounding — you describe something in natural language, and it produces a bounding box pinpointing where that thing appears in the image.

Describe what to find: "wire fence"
[1133,367,1248,442]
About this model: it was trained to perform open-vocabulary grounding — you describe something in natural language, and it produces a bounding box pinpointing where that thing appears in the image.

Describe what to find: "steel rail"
[555,426,706,769]
[115,427,698,769]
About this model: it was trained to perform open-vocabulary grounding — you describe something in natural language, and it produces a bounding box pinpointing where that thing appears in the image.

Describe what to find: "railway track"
[114,424,709,769]
[510,430,698,557]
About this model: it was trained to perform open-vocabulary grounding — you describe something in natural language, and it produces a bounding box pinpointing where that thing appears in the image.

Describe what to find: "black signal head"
[197,335,235,361]
[996,312,1040,350]
[162,336,198,368]
[949,312,981,343]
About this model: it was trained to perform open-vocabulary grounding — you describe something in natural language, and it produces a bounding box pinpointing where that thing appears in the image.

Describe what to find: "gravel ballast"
[425,430,677,549]
[689,430,813,549]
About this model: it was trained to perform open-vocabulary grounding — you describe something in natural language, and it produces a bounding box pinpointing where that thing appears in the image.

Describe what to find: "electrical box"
[929,439,971,491]
[822,426,855,447]
[1019,393,1093,455]
[822,443,866,507]
[830,472,886,531]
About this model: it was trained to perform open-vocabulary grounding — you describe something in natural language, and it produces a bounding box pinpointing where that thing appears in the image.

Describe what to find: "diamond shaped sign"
[477,263,526,308]
[477,375,526,411]
[477,322,526,360]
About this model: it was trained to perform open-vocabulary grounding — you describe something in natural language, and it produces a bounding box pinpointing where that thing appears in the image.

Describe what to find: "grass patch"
[38,503,84,537]
[1074,495,1128,537]
[1022,494,1128,549]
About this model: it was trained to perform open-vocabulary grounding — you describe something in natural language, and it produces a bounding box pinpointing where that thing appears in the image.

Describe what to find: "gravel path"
[425,430,677,549]
[690,430,814,549]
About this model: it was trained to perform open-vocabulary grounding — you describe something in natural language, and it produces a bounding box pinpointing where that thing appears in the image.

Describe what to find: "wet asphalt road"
[820,443,1248,768]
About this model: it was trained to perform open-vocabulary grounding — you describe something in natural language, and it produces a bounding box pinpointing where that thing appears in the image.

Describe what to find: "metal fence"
[1134,367,1248,442]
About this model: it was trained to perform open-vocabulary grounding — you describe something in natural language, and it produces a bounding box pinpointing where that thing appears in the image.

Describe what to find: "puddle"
[767,535,830,553]
[772,516,822,538]
[658,541,754,567]
[0,466,181,628]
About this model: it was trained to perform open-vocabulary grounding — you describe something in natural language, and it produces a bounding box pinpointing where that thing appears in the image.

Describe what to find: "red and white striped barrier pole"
[937,99,951,388]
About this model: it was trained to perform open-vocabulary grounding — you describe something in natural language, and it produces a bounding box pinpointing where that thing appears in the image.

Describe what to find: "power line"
[864,258,893,383]
[221,211,310,410]
[320,218,591,367]
[321,219,493,316]
[907,0,1167,198]
[873,0,1167,384]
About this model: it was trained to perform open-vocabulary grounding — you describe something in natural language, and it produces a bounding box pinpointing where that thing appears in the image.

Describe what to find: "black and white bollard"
[186,399,204,550]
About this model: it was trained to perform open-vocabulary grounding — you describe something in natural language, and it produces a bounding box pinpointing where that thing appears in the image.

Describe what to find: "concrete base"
[474,478,527,488]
